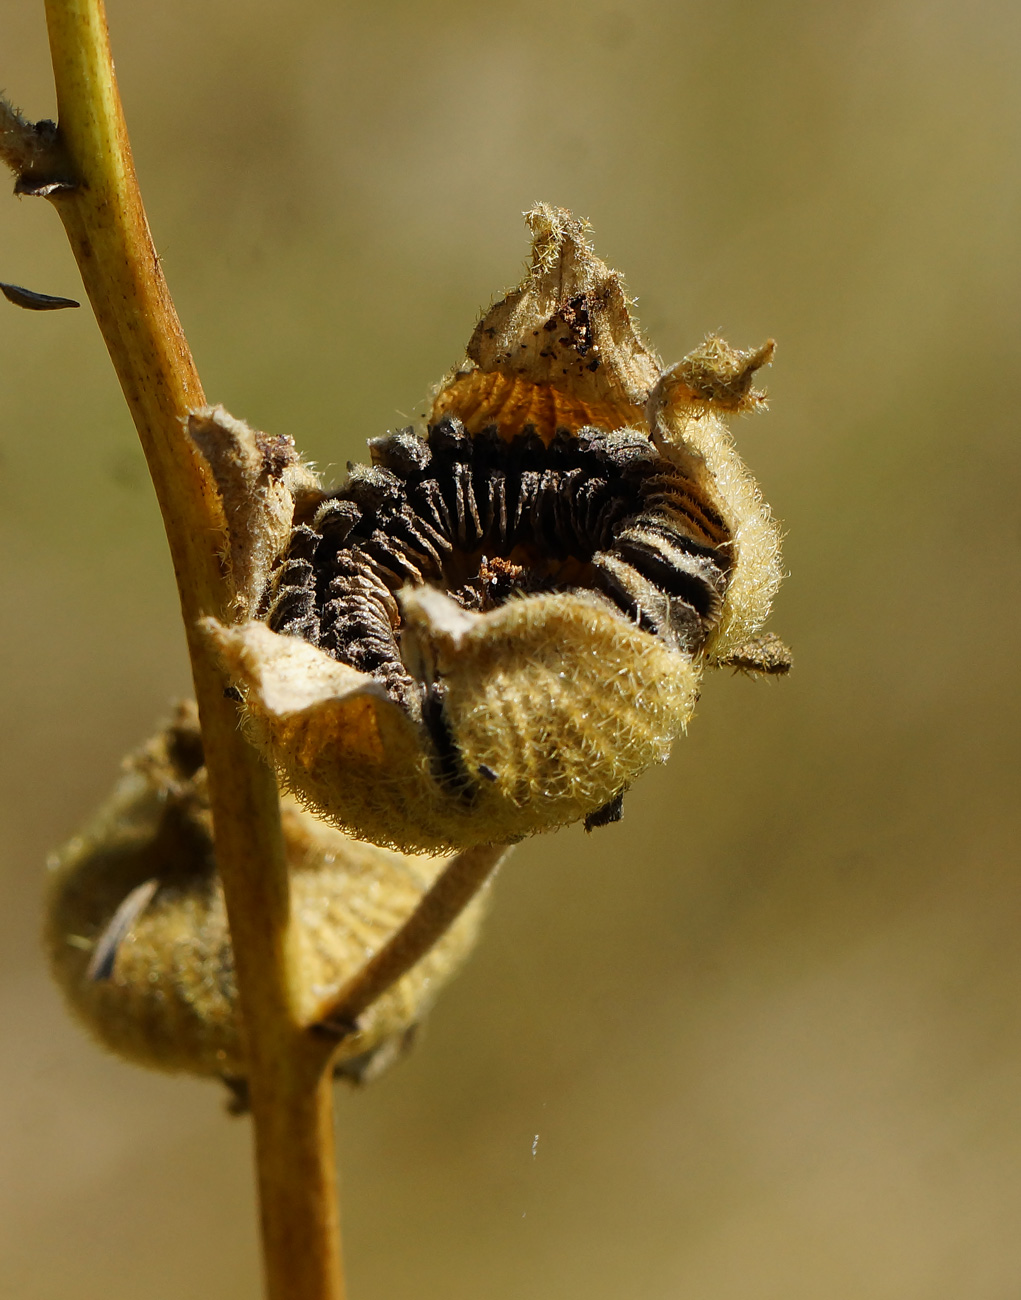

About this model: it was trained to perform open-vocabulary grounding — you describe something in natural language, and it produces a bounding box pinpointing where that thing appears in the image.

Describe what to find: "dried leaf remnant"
[0,280,80,309]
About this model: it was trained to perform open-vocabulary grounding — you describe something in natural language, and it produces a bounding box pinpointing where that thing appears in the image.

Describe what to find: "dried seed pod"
[45,704,488,1083]
[205,204,788,853]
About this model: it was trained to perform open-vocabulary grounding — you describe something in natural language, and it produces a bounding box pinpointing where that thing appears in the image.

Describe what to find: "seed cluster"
[265,415,733,733]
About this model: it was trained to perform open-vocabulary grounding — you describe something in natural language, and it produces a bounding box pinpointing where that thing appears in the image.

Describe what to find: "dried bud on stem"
[46,705,490,1084]
[0,98,72,193]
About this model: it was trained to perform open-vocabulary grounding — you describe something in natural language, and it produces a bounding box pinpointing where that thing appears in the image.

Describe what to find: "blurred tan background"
[2,0,1020,1296]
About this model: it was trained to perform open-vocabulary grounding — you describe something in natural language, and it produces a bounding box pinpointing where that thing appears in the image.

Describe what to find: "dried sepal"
[666,335,776,414]
[203,618,435,847]
[188,404,322,618]
[45,705,488,1080]
[433,203,660,443]
[398,586,699,808]
[647,351,784,661]
[206,593,699,853]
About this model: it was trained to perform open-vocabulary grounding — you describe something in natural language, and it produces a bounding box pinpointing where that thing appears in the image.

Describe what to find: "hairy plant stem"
[25,2,344,1296]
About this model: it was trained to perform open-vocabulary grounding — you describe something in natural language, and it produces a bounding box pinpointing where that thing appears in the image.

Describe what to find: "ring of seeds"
[263,414,733,795]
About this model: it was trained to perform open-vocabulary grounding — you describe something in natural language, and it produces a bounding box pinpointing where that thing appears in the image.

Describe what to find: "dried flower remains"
[206,205,788,854]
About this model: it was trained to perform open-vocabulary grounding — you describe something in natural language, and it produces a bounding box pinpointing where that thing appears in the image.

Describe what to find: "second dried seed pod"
[45,704,489,1086]
[206,205,789,853]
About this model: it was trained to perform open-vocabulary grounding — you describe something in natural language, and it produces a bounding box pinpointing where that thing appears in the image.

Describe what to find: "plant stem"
[29,3,344,1296]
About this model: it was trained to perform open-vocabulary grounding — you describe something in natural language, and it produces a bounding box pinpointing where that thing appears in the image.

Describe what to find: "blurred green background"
[2,1,1020,1296]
